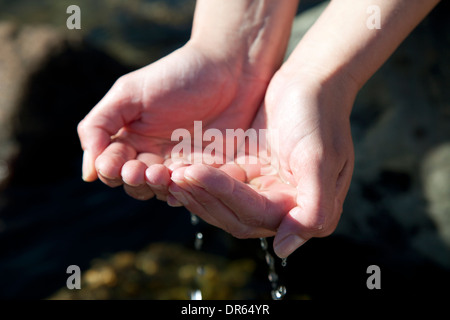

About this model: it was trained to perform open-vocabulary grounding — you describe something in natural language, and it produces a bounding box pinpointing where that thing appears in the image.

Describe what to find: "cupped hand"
[77,42,268,201]
[168,69,357,258]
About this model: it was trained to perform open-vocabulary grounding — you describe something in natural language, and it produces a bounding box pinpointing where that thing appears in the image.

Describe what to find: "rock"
[422,143,450,251]
[49,242,257,300]
[0,22,69,188]
[0,22,132,189]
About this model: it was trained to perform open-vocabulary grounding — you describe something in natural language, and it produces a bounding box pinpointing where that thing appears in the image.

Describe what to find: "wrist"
[189,0,299,83]
[188,30,284,84]
[273,59,359,118]
[186,37,251,81]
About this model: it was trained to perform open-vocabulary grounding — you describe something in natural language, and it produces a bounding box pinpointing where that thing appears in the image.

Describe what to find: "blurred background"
[0,0,449,300]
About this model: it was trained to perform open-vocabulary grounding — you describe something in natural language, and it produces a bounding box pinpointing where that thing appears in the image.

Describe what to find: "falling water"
[194,232,203,251]
[260,238,287,300]
[188,214,288,300]
[189,213,204,300]
[190,288,202,300]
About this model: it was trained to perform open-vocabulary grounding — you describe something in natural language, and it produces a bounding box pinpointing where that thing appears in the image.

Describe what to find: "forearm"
[281,0,440,106]
[189,0,299,81]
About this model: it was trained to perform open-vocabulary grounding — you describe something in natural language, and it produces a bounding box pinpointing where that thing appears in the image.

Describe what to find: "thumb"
[77,77,141,181]
[77,120,113,182]
[273,158,339,258]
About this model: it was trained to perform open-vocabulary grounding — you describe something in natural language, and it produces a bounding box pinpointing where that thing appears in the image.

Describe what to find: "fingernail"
[147,182,164,190]
[169,190,189,205]
[183,173,205,189]
[170,176,189,189]
[167,195,183,207]
[274,234,306,258]
[82,150,91,181]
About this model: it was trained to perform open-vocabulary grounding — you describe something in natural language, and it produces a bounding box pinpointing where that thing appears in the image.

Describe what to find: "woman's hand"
[167,0,440,258]
[169,68,356,258]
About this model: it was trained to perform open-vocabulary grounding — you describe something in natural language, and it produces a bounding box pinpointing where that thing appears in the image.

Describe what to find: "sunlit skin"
[168,65,355,254]
[78,0,440,258]
[77,43,270,199]
[167,0,440,258]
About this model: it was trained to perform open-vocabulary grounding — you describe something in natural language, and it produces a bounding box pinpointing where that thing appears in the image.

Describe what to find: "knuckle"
[302,208,328,234]
[113,75,130,92]
[317,201,343,237]
[155,193,167,201]
[114,75,125,87]
[196,196,215,207]
[238,215,264,229]
[334,198,344,217]
[77,119,87,136]
[316,222,337,238]
[123,184,154,201]
[94,155,108,173]
[230,225,254,239]
[192,188,216,207]
[98,175,122,188]
[305,207,340,238]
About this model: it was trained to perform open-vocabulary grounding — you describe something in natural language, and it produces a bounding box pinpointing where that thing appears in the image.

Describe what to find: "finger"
[166,195,183,207]
[135,153,172,201]
[78,120,114,182]
[169,180,275,239]
[226,154,281,182]
[95,141,136,187]
[123,184,154,201]
[122,159,147,186]
[121,160,154,201]
[272,207,310,259]
[77,76,141,182]
[167,182,221,227]
[217,162,247,182]
[175,164,294,231]
[145,164,171,201]
[335,158,354,205]
[273,157,340,258]
[219,155,267,183]
[185,164,290,229]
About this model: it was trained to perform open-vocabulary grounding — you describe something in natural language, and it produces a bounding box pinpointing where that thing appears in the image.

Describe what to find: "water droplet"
[260,237,268,250]
[271,285,287,300]
[265,252,275,267]
[197,265,205,276]
[190,289,202,300]
[259,238,287,300]
[190,213,199,226]
[268,271,278,283]
[194,232,203,250]
[0,160,9,182]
